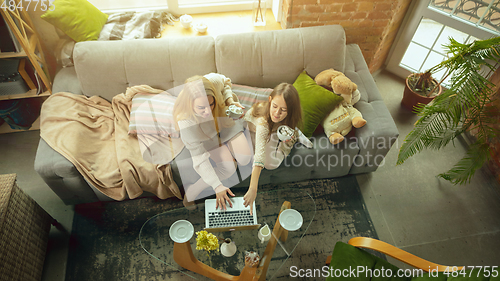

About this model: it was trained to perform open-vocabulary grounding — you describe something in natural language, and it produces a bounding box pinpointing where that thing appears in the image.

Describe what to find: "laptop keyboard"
[208,210,255,228]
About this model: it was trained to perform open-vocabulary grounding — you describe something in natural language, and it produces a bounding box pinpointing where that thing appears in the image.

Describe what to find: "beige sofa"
[35,25,399,205]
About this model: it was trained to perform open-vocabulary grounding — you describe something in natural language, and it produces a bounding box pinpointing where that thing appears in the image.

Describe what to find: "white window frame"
[386,0,499,80]
[169,0,254,15]
[91,0,276,18]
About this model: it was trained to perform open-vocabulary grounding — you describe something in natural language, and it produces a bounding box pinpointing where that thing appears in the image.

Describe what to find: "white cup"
[194,22,208,33]
[258,224,271,243]
[225,104,243,119]
[180,14,192,28]
[277,125,294,141]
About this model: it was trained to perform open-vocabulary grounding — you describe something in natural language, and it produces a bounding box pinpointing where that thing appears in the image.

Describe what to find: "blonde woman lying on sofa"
[173,74,252,210]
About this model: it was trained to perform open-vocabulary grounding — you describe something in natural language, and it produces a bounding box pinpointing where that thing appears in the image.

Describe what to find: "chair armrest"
[325,255,332,265]
[348,237,464,272]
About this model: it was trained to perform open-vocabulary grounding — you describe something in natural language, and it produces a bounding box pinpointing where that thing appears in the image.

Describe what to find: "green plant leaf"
[397,35,500,185]
[438,141,490,185]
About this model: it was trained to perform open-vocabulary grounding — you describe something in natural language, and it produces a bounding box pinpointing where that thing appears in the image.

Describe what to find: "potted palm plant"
[397,36,500,185]
[401,70,443,111]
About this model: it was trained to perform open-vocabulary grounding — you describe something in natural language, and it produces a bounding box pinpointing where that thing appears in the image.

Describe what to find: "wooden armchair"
[323,237,483,281]
[326,237,464,272]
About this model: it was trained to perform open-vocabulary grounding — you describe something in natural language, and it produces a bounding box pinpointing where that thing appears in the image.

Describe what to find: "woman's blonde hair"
[251,82,303,135]
[173,75,228,131]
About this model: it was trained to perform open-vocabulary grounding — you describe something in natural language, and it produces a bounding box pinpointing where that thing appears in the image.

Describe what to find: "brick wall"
[281,0,412,73]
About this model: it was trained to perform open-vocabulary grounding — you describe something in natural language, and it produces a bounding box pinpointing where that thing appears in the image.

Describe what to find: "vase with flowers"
[195,230,219,266]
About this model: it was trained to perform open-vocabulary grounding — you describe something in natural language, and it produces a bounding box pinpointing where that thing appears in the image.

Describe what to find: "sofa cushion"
[41,0,108,42]
[73,37,217,100]
[293,71,343,137]
[343,45,399,174]
[215,25,346,89]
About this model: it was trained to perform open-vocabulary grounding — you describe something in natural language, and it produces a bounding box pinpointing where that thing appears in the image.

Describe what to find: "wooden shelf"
[1,3,52,96]
[0,90,50,101]
[0,50,26,58]
[0,114,40,134]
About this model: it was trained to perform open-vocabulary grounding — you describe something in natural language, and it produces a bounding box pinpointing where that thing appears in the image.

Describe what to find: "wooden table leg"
[279,203,289,242]
[255,201,291,281]
[174,241,237,280]
[174,241,260,281]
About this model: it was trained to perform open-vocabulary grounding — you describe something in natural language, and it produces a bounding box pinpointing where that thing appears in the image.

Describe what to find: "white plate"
[279,209,303,231]
[169,220,194,243]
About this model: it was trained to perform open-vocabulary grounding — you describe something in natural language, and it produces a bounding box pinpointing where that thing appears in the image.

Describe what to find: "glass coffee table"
[139,188,316,280]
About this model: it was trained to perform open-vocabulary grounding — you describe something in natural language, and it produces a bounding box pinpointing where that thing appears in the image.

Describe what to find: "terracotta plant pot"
[401,74,442,111]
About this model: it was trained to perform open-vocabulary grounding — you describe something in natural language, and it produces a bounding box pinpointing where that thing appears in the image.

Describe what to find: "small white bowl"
[180,14,192,29]
[194,23,208,33]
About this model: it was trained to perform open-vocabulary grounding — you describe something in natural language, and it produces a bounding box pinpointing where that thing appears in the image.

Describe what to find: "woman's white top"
[244,107,295,169]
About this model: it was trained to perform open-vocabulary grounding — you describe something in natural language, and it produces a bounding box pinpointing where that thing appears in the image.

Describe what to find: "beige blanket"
[40,85,182,201]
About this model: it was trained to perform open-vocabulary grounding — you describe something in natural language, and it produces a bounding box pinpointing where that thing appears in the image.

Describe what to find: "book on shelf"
[0,12,22,53]
[0,58,29,96]
[0,58,41,96]
[18,58,38,90]
[0,15,16,53]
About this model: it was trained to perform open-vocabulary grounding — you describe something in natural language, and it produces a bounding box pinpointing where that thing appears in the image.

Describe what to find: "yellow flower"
[195,230,219,253]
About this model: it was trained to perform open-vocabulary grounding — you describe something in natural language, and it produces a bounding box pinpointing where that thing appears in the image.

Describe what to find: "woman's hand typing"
[214,185,235,211]
[243,187,257,215]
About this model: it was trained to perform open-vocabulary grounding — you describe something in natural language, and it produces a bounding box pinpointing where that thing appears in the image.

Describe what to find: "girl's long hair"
[251,83,302,136]
[173,75,227,131]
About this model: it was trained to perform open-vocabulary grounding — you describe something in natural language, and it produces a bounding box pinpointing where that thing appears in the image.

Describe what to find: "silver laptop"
[204,197,260,232]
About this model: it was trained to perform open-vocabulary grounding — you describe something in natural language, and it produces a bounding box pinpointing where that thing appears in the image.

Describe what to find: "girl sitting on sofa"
[173,74,252,210]
[243,83,303,214]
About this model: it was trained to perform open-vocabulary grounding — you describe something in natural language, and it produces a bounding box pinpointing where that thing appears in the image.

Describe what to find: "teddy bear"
[315,69,367,144]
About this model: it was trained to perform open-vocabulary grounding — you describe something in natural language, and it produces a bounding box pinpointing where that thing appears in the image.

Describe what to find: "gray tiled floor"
[362,70,500,268]
[0,130,73,281]
[0,70,498,281]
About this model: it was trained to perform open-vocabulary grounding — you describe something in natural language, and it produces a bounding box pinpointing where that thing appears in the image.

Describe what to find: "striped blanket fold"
[99,11,175,41]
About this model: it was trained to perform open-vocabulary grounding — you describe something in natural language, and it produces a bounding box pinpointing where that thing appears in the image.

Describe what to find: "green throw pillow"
[41,0,108,42]
[293,71,344,137]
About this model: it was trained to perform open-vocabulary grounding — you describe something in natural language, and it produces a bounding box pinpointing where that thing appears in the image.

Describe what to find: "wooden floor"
[160,10,282,38]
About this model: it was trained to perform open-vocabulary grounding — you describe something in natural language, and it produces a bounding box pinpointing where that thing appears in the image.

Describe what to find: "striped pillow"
[231,84,273,109]
[128,92,179,138]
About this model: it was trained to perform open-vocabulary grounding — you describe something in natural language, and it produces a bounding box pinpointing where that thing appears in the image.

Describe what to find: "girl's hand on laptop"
[243,187,257,215]
[215,185,235,211]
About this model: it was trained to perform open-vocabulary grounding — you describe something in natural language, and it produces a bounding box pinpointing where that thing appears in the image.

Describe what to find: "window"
[430,0,500,33]
[87,0,169,13]
[386,0,499,82]
[88,0,270,15]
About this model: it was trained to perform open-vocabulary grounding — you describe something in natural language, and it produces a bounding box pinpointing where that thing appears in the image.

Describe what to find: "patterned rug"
[65,175,380,281]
